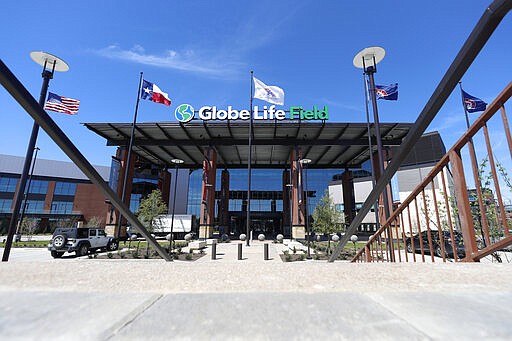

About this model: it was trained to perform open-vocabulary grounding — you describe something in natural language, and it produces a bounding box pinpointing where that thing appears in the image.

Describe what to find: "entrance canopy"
[84,121,412,169]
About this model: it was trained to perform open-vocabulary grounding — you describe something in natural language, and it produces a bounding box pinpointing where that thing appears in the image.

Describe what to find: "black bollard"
[238,243,243,260]
[211,242,217,260]
[264,243,269,260]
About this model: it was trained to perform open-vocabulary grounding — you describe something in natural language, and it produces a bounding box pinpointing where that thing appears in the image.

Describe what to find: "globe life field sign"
[174,104,329,123]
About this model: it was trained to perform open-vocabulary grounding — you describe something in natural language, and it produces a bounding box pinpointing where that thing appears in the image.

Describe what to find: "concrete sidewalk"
[1,245,512,340]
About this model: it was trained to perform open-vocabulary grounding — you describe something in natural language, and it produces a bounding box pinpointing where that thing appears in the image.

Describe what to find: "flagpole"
[363,73,381,232]
[458,81,472,130]
[458,81,487,246]
[116,71,143,240]
[246,71,254,246]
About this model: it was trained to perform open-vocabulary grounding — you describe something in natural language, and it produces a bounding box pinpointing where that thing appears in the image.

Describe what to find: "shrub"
[185,254,192,260]
[132,250,140,259]
[285,254,292,262]
[107,252,113,259]
[299,254,305,261]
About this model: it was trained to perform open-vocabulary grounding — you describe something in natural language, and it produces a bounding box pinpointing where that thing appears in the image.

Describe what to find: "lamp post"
[3,52,68,262]
[353,46,394,262]
[300,158,312,259]
[15,146,40,242]
[169,158,184,250]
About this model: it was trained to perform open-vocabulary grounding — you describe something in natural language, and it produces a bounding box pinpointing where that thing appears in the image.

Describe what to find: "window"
[130,194,143,213]
[26,180,48,194]
[109,158,120,192]
[25,200,45,213]
[89,230,96,237]
[51,201,74,214]
[98,229,106,237]
[54,182,76,195]
[0,199,12,213]
[0,177,18,192]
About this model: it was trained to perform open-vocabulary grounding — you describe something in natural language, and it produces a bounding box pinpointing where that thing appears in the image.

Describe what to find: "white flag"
[253,76,285,106]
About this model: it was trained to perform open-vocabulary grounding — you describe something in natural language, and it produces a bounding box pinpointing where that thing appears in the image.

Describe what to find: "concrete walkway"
[1,243,512,340]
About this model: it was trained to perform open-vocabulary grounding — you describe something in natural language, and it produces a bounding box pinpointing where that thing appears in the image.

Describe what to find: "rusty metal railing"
[353,82,512,263]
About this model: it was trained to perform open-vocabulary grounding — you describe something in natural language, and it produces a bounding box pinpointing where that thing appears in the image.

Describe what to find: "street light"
[300,158,312,259]
[3,52,68,262]
[353,46,394,262]
[15,146,40,242]
[352,46,390,221]
[169,158,184,251]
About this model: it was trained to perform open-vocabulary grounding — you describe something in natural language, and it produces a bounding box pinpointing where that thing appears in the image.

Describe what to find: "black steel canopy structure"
[84,121,412,169]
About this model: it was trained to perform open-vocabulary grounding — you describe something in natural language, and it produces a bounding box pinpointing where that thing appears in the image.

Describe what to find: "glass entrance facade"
[186,168,350,237]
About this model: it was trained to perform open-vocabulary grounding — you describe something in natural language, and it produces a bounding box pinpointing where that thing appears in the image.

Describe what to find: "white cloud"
[91,44,244,79]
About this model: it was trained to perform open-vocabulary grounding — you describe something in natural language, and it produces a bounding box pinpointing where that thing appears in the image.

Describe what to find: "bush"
[107,252,113,259]
[285,254,292,262]
[185,254,192,260]
[298,254,305,261]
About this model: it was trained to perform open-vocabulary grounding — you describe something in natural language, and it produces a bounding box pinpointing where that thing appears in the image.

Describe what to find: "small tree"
[312,190,342,253]
[86,216,104,228]
[20,218,39,241]
[136,189,168,233]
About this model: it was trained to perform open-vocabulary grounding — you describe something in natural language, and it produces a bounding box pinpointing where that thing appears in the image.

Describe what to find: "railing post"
[365,245,371,262]
[448,150,479,261]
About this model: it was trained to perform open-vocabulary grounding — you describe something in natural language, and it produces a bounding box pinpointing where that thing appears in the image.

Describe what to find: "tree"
[20,218,39,241]
[312,190,342,253]
[136,189,168,233]
[86,216,104,228]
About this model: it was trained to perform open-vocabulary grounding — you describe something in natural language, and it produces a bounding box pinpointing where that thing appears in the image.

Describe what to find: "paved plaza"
[1,242,512,340]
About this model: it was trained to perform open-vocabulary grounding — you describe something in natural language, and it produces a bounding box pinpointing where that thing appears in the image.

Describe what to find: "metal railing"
[353,82,512,263]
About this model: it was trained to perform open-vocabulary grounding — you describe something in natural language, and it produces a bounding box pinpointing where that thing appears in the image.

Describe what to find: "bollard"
[238,243,243,260]
[264,243,269,260]
[211,242,217,260]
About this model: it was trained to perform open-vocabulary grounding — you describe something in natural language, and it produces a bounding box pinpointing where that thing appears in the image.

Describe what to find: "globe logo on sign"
[175,104,194,123]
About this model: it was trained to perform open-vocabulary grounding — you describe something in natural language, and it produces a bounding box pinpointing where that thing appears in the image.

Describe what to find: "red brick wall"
[73,183,108,224]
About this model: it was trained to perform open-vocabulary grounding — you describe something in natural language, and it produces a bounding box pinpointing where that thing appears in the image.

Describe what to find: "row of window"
[0,199,75,214]
[0,177,77,195]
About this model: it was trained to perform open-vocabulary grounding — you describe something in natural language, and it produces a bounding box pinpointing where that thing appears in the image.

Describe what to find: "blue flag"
[462,89,487,113]
[375,83,398,100]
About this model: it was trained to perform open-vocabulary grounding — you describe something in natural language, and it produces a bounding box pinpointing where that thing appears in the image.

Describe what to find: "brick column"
[291,148,305,239]
[158,169,171,208]
[199,147,217,239]
[107,147,135,237]
[220,169,230,234]
[341,169,356,226]
[282,169,291,238]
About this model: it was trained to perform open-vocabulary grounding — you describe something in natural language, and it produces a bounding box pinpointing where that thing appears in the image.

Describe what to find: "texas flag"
[141,80,171,106]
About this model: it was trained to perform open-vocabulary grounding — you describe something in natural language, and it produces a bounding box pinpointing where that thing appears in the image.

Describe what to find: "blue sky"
[1,1,511,188]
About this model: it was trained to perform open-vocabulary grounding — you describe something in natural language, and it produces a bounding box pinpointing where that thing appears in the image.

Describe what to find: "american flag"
[44,92,80,115]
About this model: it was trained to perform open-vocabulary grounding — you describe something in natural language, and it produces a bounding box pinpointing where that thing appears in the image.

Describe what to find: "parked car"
[405,230,465,258]
[47,227,118,258]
